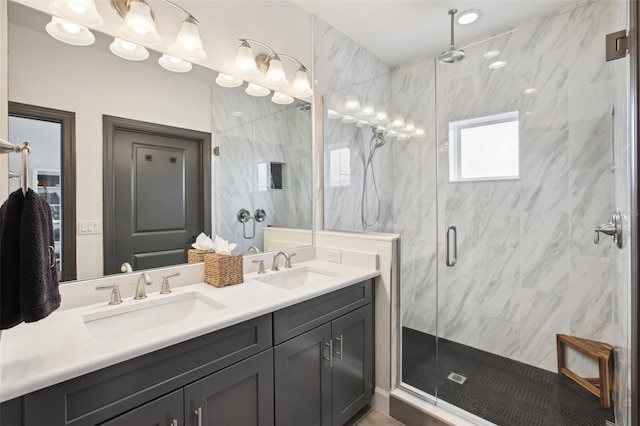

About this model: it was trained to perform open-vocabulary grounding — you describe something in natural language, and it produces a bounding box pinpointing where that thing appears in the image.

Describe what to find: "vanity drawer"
[24,314,272,426]
[273,280,372,345]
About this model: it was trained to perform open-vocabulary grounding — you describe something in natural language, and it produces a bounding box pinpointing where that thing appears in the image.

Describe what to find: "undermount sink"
[83,292,226,340]
[254,266,339,290]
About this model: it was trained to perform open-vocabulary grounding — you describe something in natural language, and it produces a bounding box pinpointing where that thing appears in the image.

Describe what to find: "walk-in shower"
[321,0,634,424]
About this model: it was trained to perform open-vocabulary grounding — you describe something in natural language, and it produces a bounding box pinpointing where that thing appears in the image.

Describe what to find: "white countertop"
[0,260,379,402]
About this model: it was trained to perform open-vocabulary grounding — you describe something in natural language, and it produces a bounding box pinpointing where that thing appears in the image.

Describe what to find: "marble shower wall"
[215,100,312,254]
[429,0,617,373]
[316,17,396,233]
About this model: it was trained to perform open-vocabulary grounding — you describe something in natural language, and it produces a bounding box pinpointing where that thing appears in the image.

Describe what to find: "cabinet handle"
[324,340,333,368]
[335,335,343,360]
[194,407,202,426]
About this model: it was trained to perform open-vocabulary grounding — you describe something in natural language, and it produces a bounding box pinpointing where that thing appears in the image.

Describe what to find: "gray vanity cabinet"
[184,349,274,426]
[273,280,374,426]
[100,389,183,426]
[274,323,333,426]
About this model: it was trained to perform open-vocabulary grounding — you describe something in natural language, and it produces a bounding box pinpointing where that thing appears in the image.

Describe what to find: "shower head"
[438,9,466,64]
[373,128,387,148]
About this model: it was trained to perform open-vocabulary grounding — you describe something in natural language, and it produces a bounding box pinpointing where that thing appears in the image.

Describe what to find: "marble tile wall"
[319,1,624,378]
[215,101,312,253]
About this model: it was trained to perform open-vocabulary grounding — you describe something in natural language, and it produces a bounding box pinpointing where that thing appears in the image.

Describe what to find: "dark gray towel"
[20,189,60,323]
[0,189,25,329]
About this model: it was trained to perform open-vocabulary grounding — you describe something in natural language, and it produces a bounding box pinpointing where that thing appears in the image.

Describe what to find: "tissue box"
[204,253,243,287]
[188,249,213,263]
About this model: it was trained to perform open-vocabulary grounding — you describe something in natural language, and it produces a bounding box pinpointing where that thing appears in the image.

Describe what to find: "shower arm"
[449,9,457,49]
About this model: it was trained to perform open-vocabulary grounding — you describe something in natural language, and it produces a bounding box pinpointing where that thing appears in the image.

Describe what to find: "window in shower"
[448,111,519,182]
[329,147,351,186]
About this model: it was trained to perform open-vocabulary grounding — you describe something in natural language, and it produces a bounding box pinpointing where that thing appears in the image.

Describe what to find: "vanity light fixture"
[117,0,161,46]
[234,39,313,97]
[389,113,406,129]
[357,120,370,128]
[110,37,149,61]
[327,109,343,120]
[158,54,192,73]
[341,115,359,124]
[46,16,95,46]
[413,127,427,138]
[397,133,411,142]
[110,0,206,59]
[375,109,389,124]
[272,92,295,105]
[245,83,270,97]
[215,73,244,88]
[345,95,361,112]
[457,9,481,25]
[361,102,376,117]
[50,0,103,27]
[404,119,416,135]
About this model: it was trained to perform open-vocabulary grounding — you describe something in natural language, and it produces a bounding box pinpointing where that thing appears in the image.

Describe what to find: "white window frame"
[448,111,520,183]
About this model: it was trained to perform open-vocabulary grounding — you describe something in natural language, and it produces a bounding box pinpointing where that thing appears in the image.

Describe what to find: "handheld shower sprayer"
[361,126,388,229]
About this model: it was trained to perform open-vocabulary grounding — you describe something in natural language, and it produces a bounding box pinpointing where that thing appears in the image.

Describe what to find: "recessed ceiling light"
[457,9,481,25]
[483,50,500,59]
[489,61,507,69]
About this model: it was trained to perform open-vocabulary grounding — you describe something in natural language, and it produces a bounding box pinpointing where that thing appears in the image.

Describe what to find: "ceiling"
[12,0,590,75]
[294,0,589,66]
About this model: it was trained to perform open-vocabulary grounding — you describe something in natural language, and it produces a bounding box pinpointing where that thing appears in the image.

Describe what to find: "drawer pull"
[335,335,344,360]
[194,407,202,426]
[324,340,333,367]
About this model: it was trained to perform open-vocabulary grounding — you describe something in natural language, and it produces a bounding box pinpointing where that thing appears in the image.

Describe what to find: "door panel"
[184,349,274,426]
[109,127,203,274]
[331,305,373,426]
[274,323,332,426]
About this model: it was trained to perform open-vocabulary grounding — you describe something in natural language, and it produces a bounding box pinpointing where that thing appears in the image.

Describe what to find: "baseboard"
[370,387,390,416]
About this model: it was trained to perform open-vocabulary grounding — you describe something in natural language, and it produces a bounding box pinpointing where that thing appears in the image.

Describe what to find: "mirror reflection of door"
[103,116,212,275]
[7,102,76,281]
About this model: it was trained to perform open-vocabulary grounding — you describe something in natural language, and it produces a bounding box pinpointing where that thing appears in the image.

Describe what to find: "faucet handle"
[96,284,123,305]
[120,262,133,273]
[285,253,296,269]
[161,272,181,294]
[252,259,266,274]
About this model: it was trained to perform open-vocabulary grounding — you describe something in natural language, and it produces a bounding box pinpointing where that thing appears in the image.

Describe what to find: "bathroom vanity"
[0,261,377,426]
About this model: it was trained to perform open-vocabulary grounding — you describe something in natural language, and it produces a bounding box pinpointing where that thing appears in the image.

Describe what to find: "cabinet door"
[274,323,332,426]
[184,349,274,426]
[100,389,182,426]
[331,305,373,426]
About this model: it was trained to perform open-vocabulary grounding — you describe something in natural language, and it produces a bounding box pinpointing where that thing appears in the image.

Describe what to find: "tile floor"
[355,408,406,426]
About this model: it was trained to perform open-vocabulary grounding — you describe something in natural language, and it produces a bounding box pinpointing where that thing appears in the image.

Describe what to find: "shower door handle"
[446,225,457,267]
[594,211,623,249]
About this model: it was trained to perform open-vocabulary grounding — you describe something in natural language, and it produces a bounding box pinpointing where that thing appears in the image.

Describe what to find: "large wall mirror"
[6,1,313,282]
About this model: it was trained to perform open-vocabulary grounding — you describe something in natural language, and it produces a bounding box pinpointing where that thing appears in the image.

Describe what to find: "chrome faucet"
[134,272,153,300]
[271,251,296,271]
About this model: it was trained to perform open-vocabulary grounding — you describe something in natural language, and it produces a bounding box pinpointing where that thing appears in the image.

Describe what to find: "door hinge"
[606,30,629,61]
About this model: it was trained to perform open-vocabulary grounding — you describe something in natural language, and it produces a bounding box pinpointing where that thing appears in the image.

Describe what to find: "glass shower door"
[434,1,626,424]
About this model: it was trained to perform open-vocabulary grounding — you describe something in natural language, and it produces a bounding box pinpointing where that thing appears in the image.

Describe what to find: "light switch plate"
[78,220,102,235]
[327,249,342,263]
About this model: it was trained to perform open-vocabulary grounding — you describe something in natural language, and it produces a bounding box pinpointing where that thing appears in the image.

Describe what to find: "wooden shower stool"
[556,334,613,408]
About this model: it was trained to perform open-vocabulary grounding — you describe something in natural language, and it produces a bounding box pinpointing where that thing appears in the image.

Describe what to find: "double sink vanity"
[0,254,379,426]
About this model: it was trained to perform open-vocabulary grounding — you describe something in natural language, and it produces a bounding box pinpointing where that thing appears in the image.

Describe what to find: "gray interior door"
[106,121,208,274]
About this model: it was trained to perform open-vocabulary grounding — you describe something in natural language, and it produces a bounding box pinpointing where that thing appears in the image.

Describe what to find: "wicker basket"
[188,249,214,263]
[204,253,244,287]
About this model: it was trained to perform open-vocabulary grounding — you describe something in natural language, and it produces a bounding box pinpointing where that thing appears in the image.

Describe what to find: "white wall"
[8,21,212,279]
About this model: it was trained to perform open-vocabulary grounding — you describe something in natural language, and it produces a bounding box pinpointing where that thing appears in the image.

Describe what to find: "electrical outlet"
[78,220,103,235]
[327,249,342,263]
